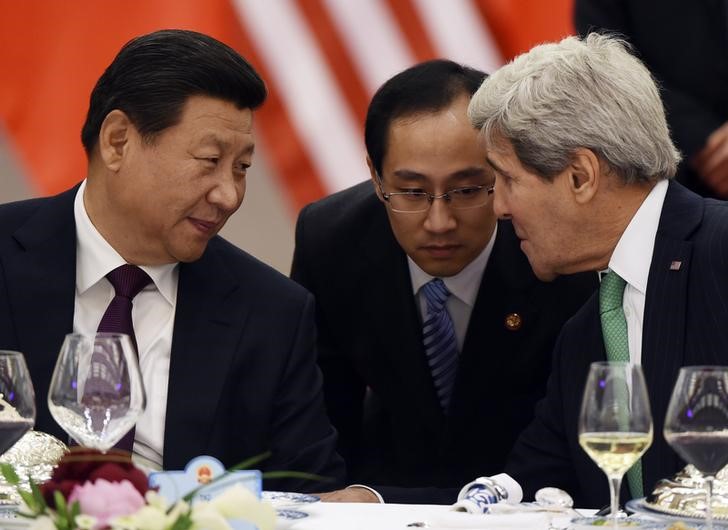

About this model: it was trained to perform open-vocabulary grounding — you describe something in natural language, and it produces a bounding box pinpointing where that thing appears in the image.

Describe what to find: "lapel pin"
[669,260,682,271]
[504,313,522,331]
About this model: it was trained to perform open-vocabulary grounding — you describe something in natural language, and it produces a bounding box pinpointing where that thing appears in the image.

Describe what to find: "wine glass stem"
[608,475,622,526]
[706,475,715,530]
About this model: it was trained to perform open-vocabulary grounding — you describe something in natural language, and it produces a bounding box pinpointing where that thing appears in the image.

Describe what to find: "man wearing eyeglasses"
[290,60,597,504]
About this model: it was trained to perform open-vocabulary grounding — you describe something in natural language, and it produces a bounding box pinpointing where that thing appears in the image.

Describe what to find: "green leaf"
[29,480,47,512]
[54,490,69,529]
[18,490,39,514]
[169,511,194,530]
[261,470,332,482]
[0,463,20,485]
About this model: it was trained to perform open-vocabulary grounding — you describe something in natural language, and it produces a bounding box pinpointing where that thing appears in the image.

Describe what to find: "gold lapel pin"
[504,313,522,331]
[669,260,682,271]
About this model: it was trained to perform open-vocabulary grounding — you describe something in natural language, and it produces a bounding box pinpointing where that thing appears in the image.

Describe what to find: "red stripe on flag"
[385,0,439,62]
[295,0,370,126]
[473,0,575,60]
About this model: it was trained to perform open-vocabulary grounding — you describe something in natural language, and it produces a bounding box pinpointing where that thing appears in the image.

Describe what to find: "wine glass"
[0,351,35,456]
[664,366,728,530]
[47,333,146,451]
[578,361,653,528]
[0,351,36,506]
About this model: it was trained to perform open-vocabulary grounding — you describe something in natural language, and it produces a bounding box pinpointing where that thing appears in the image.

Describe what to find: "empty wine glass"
[664,366,728,530]
[48,333,146,451]
[0,351,35,456]
[578,361,653,528]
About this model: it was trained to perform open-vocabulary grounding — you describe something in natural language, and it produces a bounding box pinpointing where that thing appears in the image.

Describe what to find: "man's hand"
[693,121,728,197]
[317,486,381,503]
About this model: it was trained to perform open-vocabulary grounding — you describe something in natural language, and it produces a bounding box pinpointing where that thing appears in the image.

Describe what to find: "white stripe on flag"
[321,0,415,94]
[412,0,503,74]
[233,0,370,193]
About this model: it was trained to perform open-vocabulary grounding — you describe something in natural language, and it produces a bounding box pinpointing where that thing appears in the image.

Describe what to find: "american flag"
[0,0,574,270]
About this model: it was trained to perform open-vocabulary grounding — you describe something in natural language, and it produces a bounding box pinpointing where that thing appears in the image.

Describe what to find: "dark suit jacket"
[575,0,728,197]
[0,186,344,492]
[506,181,728,507]
[290,181,597,503]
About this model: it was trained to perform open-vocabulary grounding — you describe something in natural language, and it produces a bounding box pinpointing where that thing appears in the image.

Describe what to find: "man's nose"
[208,170,244,213]
[423,197,457,233]
[492,188,511,220]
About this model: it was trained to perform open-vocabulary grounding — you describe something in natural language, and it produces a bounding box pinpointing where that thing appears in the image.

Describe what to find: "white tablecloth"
[279,502,573,530]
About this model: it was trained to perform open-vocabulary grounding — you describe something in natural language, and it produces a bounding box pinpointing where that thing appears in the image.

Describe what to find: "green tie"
[599,271,644,499]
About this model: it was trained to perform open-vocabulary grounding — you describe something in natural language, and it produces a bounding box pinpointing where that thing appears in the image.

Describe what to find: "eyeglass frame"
[376,174,495,214]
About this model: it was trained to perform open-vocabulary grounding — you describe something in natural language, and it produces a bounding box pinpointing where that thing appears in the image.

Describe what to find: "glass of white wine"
[578,361,653,528]
[664,366,728,530]
[47,333,146,451]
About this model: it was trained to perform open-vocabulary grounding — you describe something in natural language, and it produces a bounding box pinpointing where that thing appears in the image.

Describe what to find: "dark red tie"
[97,264,152,452]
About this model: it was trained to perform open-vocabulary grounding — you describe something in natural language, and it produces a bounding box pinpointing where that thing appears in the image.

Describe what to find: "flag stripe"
[295,0,370,126]
[321,0,414,94]
[233,0,370,194]
[385,0,439,63]
[412,0,502,73]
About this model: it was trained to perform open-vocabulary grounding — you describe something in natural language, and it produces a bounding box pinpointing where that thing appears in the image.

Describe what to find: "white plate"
[262,491,320,506]
[626,498,728,527]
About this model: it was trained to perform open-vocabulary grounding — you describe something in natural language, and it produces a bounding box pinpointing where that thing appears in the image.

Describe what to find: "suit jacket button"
[504,313,522,331]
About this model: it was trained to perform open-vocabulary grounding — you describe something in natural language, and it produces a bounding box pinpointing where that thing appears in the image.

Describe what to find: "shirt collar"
[408,223,497,307]
[74,180,178,305]
[608,179,669,294]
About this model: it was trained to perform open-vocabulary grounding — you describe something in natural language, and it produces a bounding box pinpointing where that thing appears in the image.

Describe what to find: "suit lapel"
[2,188,78,438]
[641,181,702,488]
[163,240,247,468]
[358,210,444,426]
[452,221,538,409]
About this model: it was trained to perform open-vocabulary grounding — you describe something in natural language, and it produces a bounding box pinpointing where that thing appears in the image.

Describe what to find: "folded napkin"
[418,511,551,529]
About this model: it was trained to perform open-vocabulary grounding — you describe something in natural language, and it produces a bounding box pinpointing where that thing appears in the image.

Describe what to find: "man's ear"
[367,156,385,202]
[98,110,134,172]
[568,148,601,204]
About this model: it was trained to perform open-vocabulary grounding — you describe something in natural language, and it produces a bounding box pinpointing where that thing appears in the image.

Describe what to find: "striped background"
[0,0,573,272]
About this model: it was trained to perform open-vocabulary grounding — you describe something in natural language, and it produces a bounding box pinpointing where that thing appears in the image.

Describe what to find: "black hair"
[81,29,267,154]
[364,59,486,176]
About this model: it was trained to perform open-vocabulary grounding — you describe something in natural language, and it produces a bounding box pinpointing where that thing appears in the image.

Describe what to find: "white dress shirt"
[408,224,497,351]
[605,179,669,365]
[73,180,178,468]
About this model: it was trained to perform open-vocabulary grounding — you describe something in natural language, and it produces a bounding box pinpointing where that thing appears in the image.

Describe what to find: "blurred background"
[0,0,573,273]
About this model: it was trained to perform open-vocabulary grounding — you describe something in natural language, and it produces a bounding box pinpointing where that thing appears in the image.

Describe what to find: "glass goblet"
[0,351,35,456]
[664,366,728,530]
[47,333,146,451]
[578,361,653,528]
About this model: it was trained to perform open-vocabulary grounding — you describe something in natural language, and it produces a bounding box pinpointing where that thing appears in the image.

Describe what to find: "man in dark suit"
[291,60,597,503]
[575,0,728,198]
[0,29,343,491]
[469,33,728,507]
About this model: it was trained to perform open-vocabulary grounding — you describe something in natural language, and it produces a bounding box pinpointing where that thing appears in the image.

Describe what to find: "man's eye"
[453,187,480,196]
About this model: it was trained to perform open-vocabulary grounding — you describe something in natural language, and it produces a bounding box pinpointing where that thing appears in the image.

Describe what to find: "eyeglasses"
[378,180,495,213]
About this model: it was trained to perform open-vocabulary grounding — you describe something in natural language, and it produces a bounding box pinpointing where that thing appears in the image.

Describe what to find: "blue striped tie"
[422,278,459,413]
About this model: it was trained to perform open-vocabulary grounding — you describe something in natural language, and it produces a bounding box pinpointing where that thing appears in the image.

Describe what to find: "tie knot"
[422,278,451,313]
[599,271,627,314]
[106,265,152,300]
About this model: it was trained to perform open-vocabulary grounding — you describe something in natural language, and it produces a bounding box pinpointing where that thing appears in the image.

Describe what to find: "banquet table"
[276,502,578,530]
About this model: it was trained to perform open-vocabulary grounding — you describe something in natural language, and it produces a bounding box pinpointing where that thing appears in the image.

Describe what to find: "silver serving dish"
[0,430,67,504]
[645,465,728,520]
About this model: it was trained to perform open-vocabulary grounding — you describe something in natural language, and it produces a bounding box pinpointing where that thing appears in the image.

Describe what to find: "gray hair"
[468,33,681,183]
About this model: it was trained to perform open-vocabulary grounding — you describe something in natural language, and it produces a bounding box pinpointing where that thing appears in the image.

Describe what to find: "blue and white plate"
[262,491,320,506]
[276,509,309,520]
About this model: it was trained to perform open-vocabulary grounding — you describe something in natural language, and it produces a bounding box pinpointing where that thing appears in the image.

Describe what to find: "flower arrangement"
[0,448,276,530]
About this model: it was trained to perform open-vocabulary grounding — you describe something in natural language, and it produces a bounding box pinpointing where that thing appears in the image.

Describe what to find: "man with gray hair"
[468,33,728,507]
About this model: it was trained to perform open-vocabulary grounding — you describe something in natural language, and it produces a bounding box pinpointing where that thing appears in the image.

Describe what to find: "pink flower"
[69,478,146,528]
